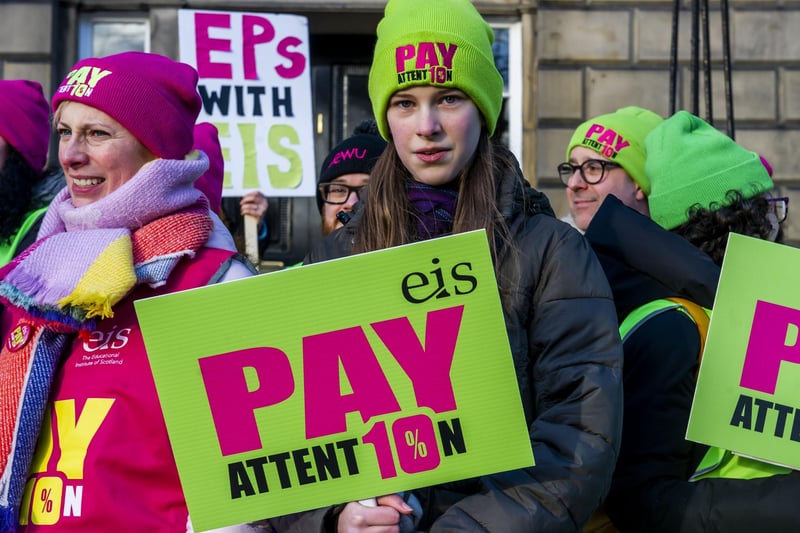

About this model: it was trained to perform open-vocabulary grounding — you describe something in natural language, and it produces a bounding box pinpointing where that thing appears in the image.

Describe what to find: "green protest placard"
[134,230,533,531]
[687,233,800,469]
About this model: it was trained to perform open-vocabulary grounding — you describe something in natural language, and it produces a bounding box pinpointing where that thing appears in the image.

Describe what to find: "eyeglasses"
[557,159,622,186]
[766,196,789,223]
[318,183,364,205]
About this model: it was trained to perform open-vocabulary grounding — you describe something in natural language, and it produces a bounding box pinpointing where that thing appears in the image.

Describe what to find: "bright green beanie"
[566,106,663,195]
[646,110,774,230]
[368,0,504,140]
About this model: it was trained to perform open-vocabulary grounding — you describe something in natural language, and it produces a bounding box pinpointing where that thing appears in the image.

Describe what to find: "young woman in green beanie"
[266,0,624,531]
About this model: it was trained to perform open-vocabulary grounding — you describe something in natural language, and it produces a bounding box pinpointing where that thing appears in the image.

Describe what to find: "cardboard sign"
[135,231,534,531]
[687,233,800,470]
[178,9,315,197]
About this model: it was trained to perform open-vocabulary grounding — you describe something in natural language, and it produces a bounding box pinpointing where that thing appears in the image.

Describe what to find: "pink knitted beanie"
[0,80,51,171]
[51,51,201,160]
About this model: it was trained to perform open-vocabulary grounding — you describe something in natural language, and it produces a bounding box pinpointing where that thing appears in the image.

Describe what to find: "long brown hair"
[353,132,514,259]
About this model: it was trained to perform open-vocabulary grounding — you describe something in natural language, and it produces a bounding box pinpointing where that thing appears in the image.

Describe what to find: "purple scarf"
[406,180,459,239]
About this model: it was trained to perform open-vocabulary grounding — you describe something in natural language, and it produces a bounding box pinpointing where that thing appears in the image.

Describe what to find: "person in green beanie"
[647,110,785,264]
[585,110,800,533]
[266,0,624,531]
[561,106,664,232]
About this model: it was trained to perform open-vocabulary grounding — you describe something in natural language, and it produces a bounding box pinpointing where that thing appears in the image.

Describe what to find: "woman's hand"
[337,494,414,533]
[239,191,268,220]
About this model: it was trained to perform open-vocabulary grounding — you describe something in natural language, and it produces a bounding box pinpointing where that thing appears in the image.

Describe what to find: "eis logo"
[401,257,477,304]
[395,42,458,85]
[75,327,131,369]
[82,326,131,352]
[56,66,112,98]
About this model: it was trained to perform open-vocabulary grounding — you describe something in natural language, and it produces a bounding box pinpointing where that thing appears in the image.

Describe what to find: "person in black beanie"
[316,119,386,236]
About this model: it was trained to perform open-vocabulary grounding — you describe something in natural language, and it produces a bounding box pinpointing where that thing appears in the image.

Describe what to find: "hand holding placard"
[135,231,534,531]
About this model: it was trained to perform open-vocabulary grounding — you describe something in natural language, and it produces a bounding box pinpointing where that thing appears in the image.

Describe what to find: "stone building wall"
[0,2,52,88]
[0,1,58,168]
[535,0,800,241]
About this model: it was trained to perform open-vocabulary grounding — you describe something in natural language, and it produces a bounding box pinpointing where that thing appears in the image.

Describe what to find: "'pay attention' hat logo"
[57,66,113,98]
[581,123,631,159]
[395,42,458,85]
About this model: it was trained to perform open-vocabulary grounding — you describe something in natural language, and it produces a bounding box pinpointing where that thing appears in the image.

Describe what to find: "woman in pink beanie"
[0,80,65,267]
[0,52,256,533]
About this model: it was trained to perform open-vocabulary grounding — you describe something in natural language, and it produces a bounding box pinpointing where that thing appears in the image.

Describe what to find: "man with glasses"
[316,120,386,236]
[563,107,718,533]
[561,106,663,232]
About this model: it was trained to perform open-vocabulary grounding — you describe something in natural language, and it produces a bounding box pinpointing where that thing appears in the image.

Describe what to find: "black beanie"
[316,133,387,213]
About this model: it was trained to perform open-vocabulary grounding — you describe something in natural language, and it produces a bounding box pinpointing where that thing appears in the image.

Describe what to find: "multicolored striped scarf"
[0,154,212,531]
[406,179,459,239]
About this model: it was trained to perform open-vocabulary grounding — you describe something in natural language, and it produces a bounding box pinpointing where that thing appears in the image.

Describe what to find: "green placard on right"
[687,233,800,470]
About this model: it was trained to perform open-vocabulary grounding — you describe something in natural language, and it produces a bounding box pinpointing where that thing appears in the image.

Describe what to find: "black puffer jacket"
[269,155,623,532]
[585,195,800,532]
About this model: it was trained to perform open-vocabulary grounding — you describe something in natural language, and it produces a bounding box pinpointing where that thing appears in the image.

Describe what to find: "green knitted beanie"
[646,110,774,230]
[566,106,663,195]
[368,0,504,140]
